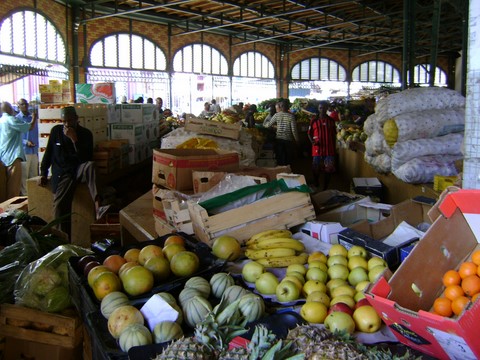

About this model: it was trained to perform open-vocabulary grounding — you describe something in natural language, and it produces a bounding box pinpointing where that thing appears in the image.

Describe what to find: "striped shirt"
[264,111,298,142]
[308,115,336,156]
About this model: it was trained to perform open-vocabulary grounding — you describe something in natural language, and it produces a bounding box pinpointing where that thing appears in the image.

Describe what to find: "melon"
[178,287,204,307]
[153,320,183,344]
[222,285,249,303]
[107,305,144,339]
[183,296,212,328]
[100,291,130,319]
[209,272,235,299]
[184,276,211,298]
[118,323,152,352]
[238,293,265,323]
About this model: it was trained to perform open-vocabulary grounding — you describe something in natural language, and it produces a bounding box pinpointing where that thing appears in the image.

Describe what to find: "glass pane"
[118,34,131,68]
[173,48,183,71]
[320,59,329,80]
[193,44,202,73]
[211,49,220,74]
[25,12,36,57]
[248,52,255,77]
[90,41,104,67]
[338,67,346,81]
[46,22,57,60]
[368,61,377,82]
[12,12,25,55]
[291,64,300,79]
[360,64,368,81]
[352,67,359,81]
[131,36,143,68]
[36,15,47,59]
[202,45,211,74]
[255,53,262,78]
[184,46,193,72]
[144,39,155,69]
[156,48,166,70]
[105,35,118,67]
[57,33,66,62]
[377,62,385,81]
[233,58,240,76]
[0,18,12,53]
[220,56,228,75]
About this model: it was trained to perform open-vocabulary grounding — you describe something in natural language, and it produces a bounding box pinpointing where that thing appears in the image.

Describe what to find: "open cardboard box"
[365,190,480,360]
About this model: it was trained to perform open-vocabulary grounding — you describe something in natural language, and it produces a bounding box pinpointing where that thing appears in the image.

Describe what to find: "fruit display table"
[119,191,156,245]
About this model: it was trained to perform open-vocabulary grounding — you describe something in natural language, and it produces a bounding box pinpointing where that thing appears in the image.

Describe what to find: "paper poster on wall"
[75,83,115,104]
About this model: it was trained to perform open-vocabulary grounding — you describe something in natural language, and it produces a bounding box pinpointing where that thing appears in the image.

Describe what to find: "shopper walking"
[38,106,102,238]
[308,101,337,190]
[16,99,39,195]
[210,99,221,114]
[0,101,36,200]
[263,100,298,166]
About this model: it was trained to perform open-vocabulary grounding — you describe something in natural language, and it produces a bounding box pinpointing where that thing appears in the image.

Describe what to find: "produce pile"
[363,87,465,183]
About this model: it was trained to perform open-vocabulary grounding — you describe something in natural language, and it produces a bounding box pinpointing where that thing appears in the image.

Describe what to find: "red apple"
[83,260,101,277]
[355,298,371,309]
[77,255,98,272]
[327,302,353,317]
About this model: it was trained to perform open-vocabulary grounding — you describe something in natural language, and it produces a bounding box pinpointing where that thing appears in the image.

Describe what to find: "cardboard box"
[75,83,115,104]
[352,177,383,200]
[312,189,367,215]
[295,221,346,244]
[185,117,242,140]
[152,149,240,191]
[121,104,155,123]
[337,198,434,269]
[192,171,267,194]
[188,187,316,246]
[110,123,144,144]
[366,190,480,360]
[235,165,291,182]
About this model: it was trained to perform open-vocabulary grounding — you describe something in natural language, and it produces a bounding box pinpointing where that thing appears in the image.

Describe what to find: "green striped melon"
[153,320,184,344]
[222,285,249,303]
[184,276,211,298]
[171,303,184,325]
[178,287,204,307]
[100,291,130,319]
[118,323,152,352]
[156,292,177,306]
[183,296,212,328]
[239,293,265,323]
[209,272,235,299]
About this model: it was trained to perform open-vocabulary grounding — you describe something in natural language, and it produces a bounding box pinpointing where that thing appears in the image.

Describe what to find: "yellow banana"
[245,247,296,260]
[248,237,305,252]
[246,229,292,245]
[255,253,308,268]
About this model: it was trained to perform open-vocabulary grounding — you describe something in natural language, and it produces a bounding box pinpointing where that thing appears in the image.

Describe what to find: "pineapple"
[157,336,213,360]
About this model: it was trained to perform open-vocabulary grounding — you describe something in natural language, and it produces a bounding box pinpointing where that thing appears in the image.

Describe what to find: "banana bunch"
[244,229,308,268]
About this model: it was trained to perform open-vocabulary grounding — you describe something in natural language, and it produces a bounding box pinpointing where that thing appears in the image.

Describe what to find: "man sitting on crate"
[38,106,107,238]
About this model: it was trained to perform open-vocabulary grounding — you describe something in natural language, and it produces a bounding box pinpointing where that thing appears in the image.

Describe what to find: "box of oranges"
[365,189,480,360]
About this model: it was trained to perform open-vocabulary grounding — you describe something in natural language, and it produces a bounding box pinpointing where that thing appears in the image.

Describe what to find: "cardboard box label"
[75,83,115,104]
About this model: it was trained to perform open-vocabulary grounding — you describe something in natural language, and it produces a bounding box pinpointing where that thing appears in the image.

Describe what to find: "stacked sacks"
[363,87,465,183]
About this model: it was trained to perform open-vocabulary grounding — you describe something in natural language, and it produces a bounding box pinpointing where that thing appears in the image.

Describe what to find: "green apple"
[306,291,330,307]
[242,261,265,283]
[355,280,371,292]
[286,264,307,276]
[328,244,348,257]
[286,271,306,285]
[303,280,327,297]
[347,256,368,271]
[353,305,382,333]
[306,267,328,283]
[367,257,387,271]
[324,311,356,334]
[282,275,303,291]
[255,271,279,295]
[326,278,348,294]
[347,245,368,259]
[327,264,349,281]
[330,295,356,309]
[330,284,356,299]
[276,280,300,302]
[327,255,348,267]
[308,260,328,273]
[368,265,387,283]
[354,291,366,302]
[347,267,369,287]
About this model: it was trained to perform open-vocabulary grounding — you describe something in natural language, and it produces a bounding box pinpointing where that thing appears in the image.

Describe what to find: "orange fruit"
[444,284,464,301]
[432,297,453,317]
[458,262,478,279]
[103,254,127,274]
[442,270,461,287]
[451,296,470,316]
[461,275,480,297]
[164,235,185,247]
[471,250,480,266]
[472,293,480,303]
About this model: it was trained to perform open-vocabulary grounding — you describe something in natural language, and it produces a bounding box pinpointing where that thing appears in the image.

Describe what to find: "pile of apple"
[77,235,201,300]
[241,243,388,334]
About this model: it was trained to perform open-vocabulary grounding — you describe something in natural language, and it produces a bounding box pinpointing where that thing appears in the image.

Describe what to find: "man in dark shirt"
[38,106,101,237]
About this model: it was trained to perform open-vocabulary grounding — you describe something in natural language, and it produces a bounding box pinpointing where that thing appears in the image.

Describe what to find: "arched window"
[233,51,274,79]
[90,33,166,70]
[352,60,400,83]
[0,10,68,102]
[291,57,346,81]
[173,43,228,75]
[289,57,347,100]
[413,64,447,86]
[88,33,168,104]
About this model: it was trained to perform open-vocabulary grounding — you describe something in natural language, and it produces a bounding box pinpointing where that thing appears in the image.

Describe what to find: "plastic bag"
[14,244,92,313]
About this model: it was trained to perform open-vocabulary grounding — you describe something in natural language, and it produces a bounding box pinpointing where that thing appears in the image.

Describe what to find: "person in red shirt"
[308,101,337,190]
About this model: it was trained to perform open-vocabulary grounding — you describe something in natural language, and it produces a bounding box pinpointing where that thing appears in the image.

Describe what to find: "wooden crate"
[185,116,242,140]
[0,304,83,349]
[188,190,316,246]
